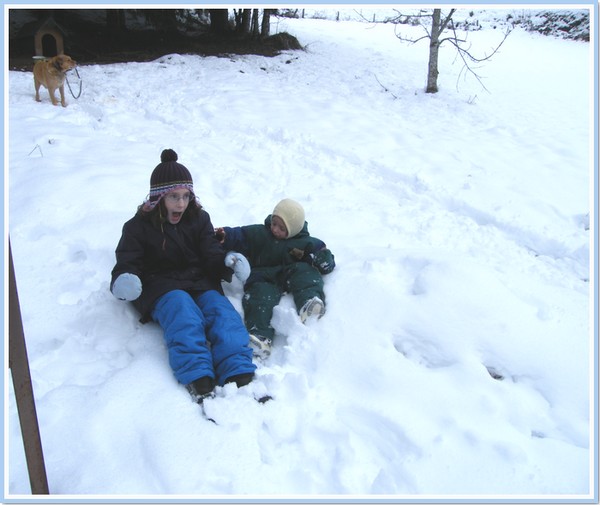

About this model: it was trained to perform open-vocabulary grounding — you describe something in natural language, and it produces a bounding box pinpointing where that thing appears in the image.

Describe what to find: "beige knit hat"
[272,199,305,238]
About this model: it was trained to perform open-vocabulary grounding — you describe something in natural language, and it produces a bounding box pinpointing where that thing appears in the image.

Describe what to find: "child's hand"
[225,252,251,283]
[215,227,226,243]
[289,243,314,262]
[289,247,306,260]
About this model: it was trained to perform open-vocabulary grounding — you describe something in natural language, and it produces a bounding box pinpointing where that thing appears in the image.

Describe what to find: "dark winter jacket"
[222,215,335,278]
[111,207,233,322]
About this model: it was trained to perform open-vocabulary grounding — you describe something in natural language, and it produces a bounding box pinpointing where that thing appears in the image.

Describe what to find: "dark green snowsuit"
[222,216,335,339]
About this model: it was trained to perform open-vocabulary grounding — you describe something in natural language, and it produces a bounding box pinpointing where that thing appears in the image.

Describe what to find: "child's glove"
[225,252,251,283]
[112,273,142,301]
[312,249,335,274]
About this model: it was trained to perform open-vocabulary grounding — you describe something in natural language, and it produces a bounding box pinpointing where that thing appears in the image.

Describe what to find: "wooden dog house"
[33,17,65,57]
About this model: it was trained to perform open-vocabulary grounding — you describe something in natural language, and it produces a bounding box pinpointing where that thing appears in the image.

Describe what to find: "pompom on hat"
[272,198,305,238]
[143,149,194,210]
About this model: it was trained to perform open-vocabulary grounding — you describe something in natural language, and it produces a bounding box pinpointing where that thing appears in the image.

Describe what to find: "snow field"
[7,13,593,498]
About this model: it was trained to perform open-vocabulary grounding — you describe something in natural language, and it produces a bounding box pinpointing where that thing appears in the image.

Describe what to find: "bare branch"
[443,19,513,92]
[393,22,430,44]
[388,9,433,22]
[396,33,431,45]
[439,8,456,32]
[463,29,512,63]
[412,34,431,44]
[439,36,467,45]
[373,74,399,99]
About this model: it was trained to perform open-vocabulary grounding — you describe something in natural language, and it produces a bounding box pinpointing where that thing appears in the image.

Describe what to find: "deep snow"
[5,8,595,501]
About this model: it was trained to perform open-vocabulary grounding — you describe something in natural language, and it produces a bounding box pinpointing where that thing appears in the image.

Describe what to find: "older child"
[111,149,255,403]
[217,198,335,358]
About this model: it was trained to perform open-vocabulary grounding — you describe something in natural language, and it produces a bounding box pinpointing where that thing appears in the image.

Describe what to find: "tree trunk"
[426,8,441,93]
[251,9,260,37]
[241,9,251,34]
[232,9,242,31]
[261,9,272,38]
[209,9,229,35]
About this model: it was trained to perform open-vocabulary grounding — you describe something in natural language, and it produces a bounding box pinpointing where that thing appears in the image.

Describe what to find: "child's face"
[271,215,288,239]
[163,189,191,224]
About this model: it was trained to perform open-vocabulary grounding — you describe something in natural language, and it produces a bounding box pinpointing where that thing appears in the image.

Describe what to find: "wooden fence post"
[8,239,49,494]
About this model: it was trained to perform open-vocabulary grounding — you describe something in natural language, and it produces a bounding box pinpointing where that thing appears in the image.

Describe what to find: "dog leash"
[65,67,82,100]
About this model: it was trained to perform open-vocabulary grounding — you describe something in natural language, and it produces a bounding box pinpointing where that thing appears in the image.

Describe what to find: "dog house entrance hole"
[41,34,58,57]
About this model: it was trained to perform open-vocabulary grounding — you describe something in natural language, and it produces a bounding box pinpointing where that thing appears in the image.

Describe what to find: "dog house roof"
[17,16,66,38]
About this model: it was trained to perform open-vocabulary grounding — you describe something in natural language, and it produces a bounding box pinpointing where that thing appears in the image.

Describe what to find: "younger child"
[217,198,335,358]
[111,149,255,403]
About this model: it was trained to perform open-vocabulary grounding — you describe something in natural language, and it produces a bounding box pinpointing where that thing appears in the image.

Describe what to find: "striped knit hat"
[143,149,194,210]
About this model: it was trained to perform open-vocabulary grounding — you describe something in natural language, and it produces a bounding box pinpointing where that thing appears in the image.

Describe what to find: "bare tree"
[241,9,252,34]
[261,8,273,37]
[393,8,511,93]
[209,9,230,34]
[234,8,272,38]
[250,9,260,37]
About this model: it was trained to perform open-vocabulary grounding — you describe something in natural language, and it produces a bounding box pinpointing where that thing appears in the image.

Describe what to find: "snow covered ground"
[5,8,595,501]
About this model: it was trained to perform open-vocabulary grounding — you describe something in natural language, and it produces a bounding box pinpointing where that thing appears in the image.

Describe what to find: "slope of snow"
[5,11,594,500]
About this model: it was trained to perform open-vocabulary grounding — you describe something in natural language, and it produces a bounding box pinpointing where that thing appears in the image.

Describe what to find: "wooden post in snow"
[8,239,49,494]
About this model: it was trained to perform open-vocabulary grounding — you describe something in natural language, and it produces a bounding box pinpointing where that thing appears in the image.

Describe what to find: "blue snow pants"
[151,289,256,386]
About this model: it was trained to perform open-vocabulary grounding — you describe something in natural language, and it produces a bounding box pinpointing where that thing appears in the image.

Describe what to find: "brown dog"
[33,54,77,107]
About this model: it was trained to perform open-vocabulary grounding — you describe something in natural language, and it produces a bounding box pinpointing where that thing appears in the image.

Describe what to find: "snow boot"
[186,376,215,404]
[299,296,325,323]
[249,334,272,360]
[225,372,255,388]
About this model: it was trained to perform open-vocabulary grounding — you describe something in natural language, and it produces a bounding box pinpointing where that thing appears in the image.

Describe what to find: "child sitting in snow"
[216,198,335,358]
[110,149,256,404]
